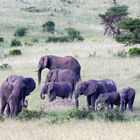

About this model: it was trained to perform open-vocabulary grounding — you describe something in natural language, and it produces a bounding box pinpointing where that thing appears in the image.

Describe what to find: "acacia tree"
[99,5,128,36]
[116,17,140,45]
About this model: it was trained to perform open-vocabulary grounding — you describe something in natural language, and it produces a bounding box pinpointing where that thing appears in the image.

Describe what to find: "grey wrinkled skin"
[45,69,79,98]
[0,75,36,117]
[40,82,72,102]
[75,79,117,110]
[37,55,81,85]
[97,92,120,110]
[119,87,135,112]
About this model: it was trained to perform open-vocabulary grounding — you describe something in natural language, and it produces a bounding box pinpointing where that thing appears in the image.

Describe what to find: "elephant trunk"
[40,93,45,100]
[38,69,42,85]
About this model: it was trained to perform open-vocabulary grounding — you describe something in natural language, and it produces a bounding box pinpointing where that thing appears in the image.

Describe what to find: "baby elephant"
[40,82,72,102]
[97,92,120,110]
[119,87,135,112]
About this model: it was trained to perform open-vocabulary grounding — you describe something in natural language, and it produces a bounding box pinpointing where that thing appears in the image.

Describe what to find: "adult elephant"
[37,55,81,84]
[75,79,117,110]
[44,69,79,98]
[0,75,36,117]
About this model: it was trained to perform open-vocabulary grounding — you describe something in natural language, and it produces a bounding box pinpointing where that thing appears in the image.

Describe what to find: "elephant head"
[75,81,97,108]
[40,84,48,100]
[40,83,56,101]
[98,93,109,102]
[38,56,50,84]
[23,77,36,96]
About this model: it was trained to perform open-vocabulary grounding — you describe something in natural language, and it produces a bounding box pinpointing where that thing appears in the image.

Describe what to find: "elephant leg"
[90,94,97,110]
[6,103,10,116]
[105,102,110,110]
[128,100,132,112]
[69,92,73,99]
[111,103,113,109]
[0,97,7,115]
[9,98,20,117]
[87,96,91,108]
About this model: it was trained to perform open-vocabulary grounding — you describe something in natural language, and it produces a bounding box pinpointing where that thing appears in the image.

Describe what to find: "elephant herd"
[0,55,136,117]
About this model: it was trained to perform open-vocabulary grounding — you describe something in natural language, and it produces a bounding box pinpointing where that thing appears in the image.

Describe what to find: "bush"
[116,17,140,45]
[0,37,4,42]
[0,115,4,122]
[17,109,43,120]
[42,21,55,33]
[46,111,71,124]
[103,108,125,121]
[46,36,69,43]
[14,27,27,37]
[9,49,22,56]
[11,39,22,47]
[66,28,84,41]
[68,108,93,120]
[128,47,140,56]
[0,63,12,70]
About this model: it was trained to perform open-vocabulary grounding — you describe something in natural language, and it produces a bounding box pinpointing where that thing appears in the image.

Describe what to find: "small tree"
[14,27,27,37]
[42,21,55,33]
[66,28,84,41]
[116,17,140,45]
[99,5,128,36]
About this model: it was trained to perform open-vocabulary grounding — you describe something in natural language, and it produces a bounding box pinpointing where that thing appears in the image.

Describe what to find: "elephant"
[40,82,72,102]
[0,75,36,117]
[45,69,79,98]
[119,87,135,112]
[97,92,120,110]
[75,79,117,110]
[37,55,81,84]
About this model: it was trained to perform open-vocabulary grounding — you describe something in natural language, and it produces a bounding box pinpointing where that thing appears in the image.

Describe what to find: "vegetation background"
[0,0,140,139]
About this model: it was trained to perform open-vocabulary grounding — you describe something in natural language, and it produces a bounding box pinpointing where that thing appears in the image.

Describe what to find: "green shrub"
[42,21,55,33]
[128,47,140,56]
[116,17,140,45]
[68,108,93,120]
[0,63,12,70]
[103,108,125,121]
[31,38,39,43]
[17,109,43,120]
[11,39,22,47]
[9,49,22,56]
[46,111,71,124]
[46,36,69,43]
[66,28,84,41]
[0,115,4,122]
[14,27,27,37]
[0,37,4,42]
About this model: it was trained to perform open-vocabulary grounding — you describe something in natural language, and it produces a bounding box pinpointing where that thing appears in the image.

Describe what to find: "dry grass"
[0,120,140,140]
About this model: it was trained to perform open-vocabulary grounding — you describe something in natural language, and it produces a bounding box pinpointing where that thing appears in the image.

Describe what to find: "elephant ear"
[84,82,97,96]
[45,71,53,83]
[43,56,48,68]
[38,56,44,69]
[48,83,54,94]
[51,70,58,82]
[103,94,109,102]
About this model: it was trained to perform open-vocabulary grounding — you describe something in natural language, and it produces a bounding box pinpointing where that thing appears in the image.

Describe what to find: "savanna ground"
[0,0,140,139]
